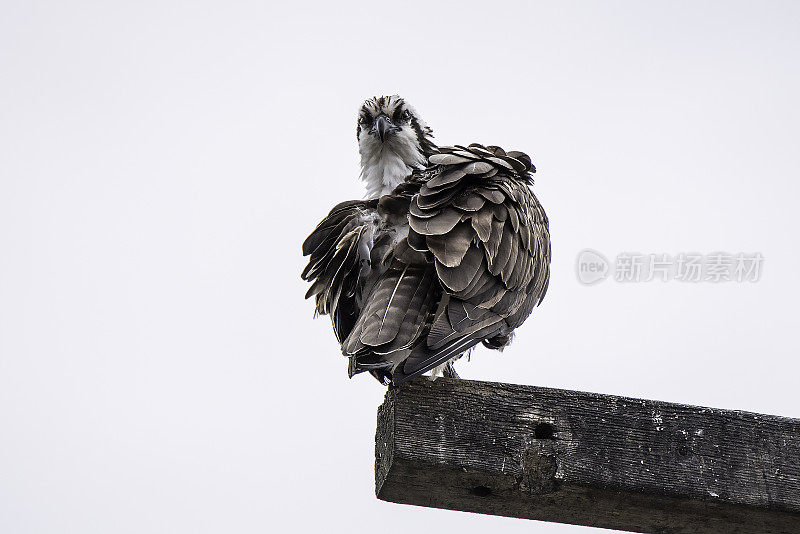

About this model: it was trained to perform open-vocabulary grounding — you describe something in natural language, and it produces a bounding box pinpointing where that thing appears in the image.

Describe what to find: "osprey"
[302,96,550,385]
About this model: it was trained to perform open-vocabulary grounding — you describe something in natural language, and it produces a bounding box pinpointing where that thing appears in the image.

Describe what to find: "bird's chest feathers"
[360,130,428,199]
[361,149,414,198]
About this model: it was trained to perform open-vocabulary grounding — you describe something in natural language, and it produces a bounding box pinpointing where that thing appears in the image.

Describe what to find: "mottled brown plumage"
[302,143,550,385]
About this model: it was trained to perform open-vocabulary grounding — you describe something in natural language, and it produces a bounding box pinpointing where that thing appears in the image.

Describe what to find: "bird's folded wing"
[394,144,551,384]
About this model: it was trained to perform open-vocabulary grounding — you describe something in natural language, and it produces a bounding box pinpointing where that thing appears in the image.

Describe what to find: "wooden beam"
[375,378,800,534]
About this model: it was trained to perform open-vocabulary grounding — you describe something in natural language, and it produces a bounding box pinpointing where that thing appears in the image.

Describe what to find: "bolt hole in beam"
[534,422,555,440]
[470,485,492,497]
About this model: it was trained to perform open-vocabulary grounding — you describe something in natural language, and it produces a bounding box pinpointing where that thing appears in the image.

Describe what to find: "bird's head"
[357,96,436,197]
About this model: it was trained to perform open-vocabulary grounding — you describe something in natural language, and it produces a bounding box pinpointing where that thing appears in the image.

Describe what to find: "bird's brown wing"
[301,199,380,343]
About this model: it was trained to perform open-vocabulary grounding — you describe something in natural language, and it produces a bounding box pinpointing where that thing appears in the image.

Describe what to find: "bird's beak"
[373,115,396,142]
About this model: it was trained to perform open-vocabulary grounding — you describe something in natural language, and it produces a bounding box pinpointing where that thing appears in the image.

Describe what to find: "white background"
[1,1,798,533]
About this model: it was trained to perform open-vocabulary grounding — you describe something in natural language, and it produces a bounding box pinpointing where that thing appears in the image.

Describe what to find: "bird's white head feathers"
[357,95,436,198]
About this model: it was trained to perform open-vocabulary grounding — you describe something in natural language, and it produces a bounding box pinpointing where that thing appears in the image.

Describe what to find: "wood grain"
[375,378,800,533]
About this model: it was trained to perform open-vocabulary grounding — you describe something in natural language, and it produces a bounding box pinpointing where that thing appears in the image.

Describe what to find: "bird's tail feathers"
[391,324,501,385]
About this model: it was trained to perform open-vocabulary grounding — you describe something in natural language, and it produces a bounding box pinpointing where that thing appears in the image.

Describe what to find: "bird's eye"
[358,115,367,125]
[401,110,411,121]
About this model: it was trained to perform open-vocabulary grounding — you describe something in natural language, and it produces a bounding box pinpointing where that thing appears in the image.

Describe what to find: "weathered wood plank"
[375,378,800,533]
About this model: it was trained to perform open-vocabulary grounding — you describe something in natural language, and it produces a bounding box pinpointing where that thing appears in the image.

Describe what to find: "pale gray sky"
[1,1,799,533]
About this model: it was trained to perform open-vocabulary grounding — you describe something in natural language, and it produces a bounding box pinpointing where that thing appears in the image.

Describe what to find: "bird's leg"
[443,361,460,379]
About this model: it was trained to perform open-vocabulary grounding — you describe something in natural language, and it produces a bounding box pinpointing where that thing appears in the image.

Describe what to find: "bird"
[301,95,550,385]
